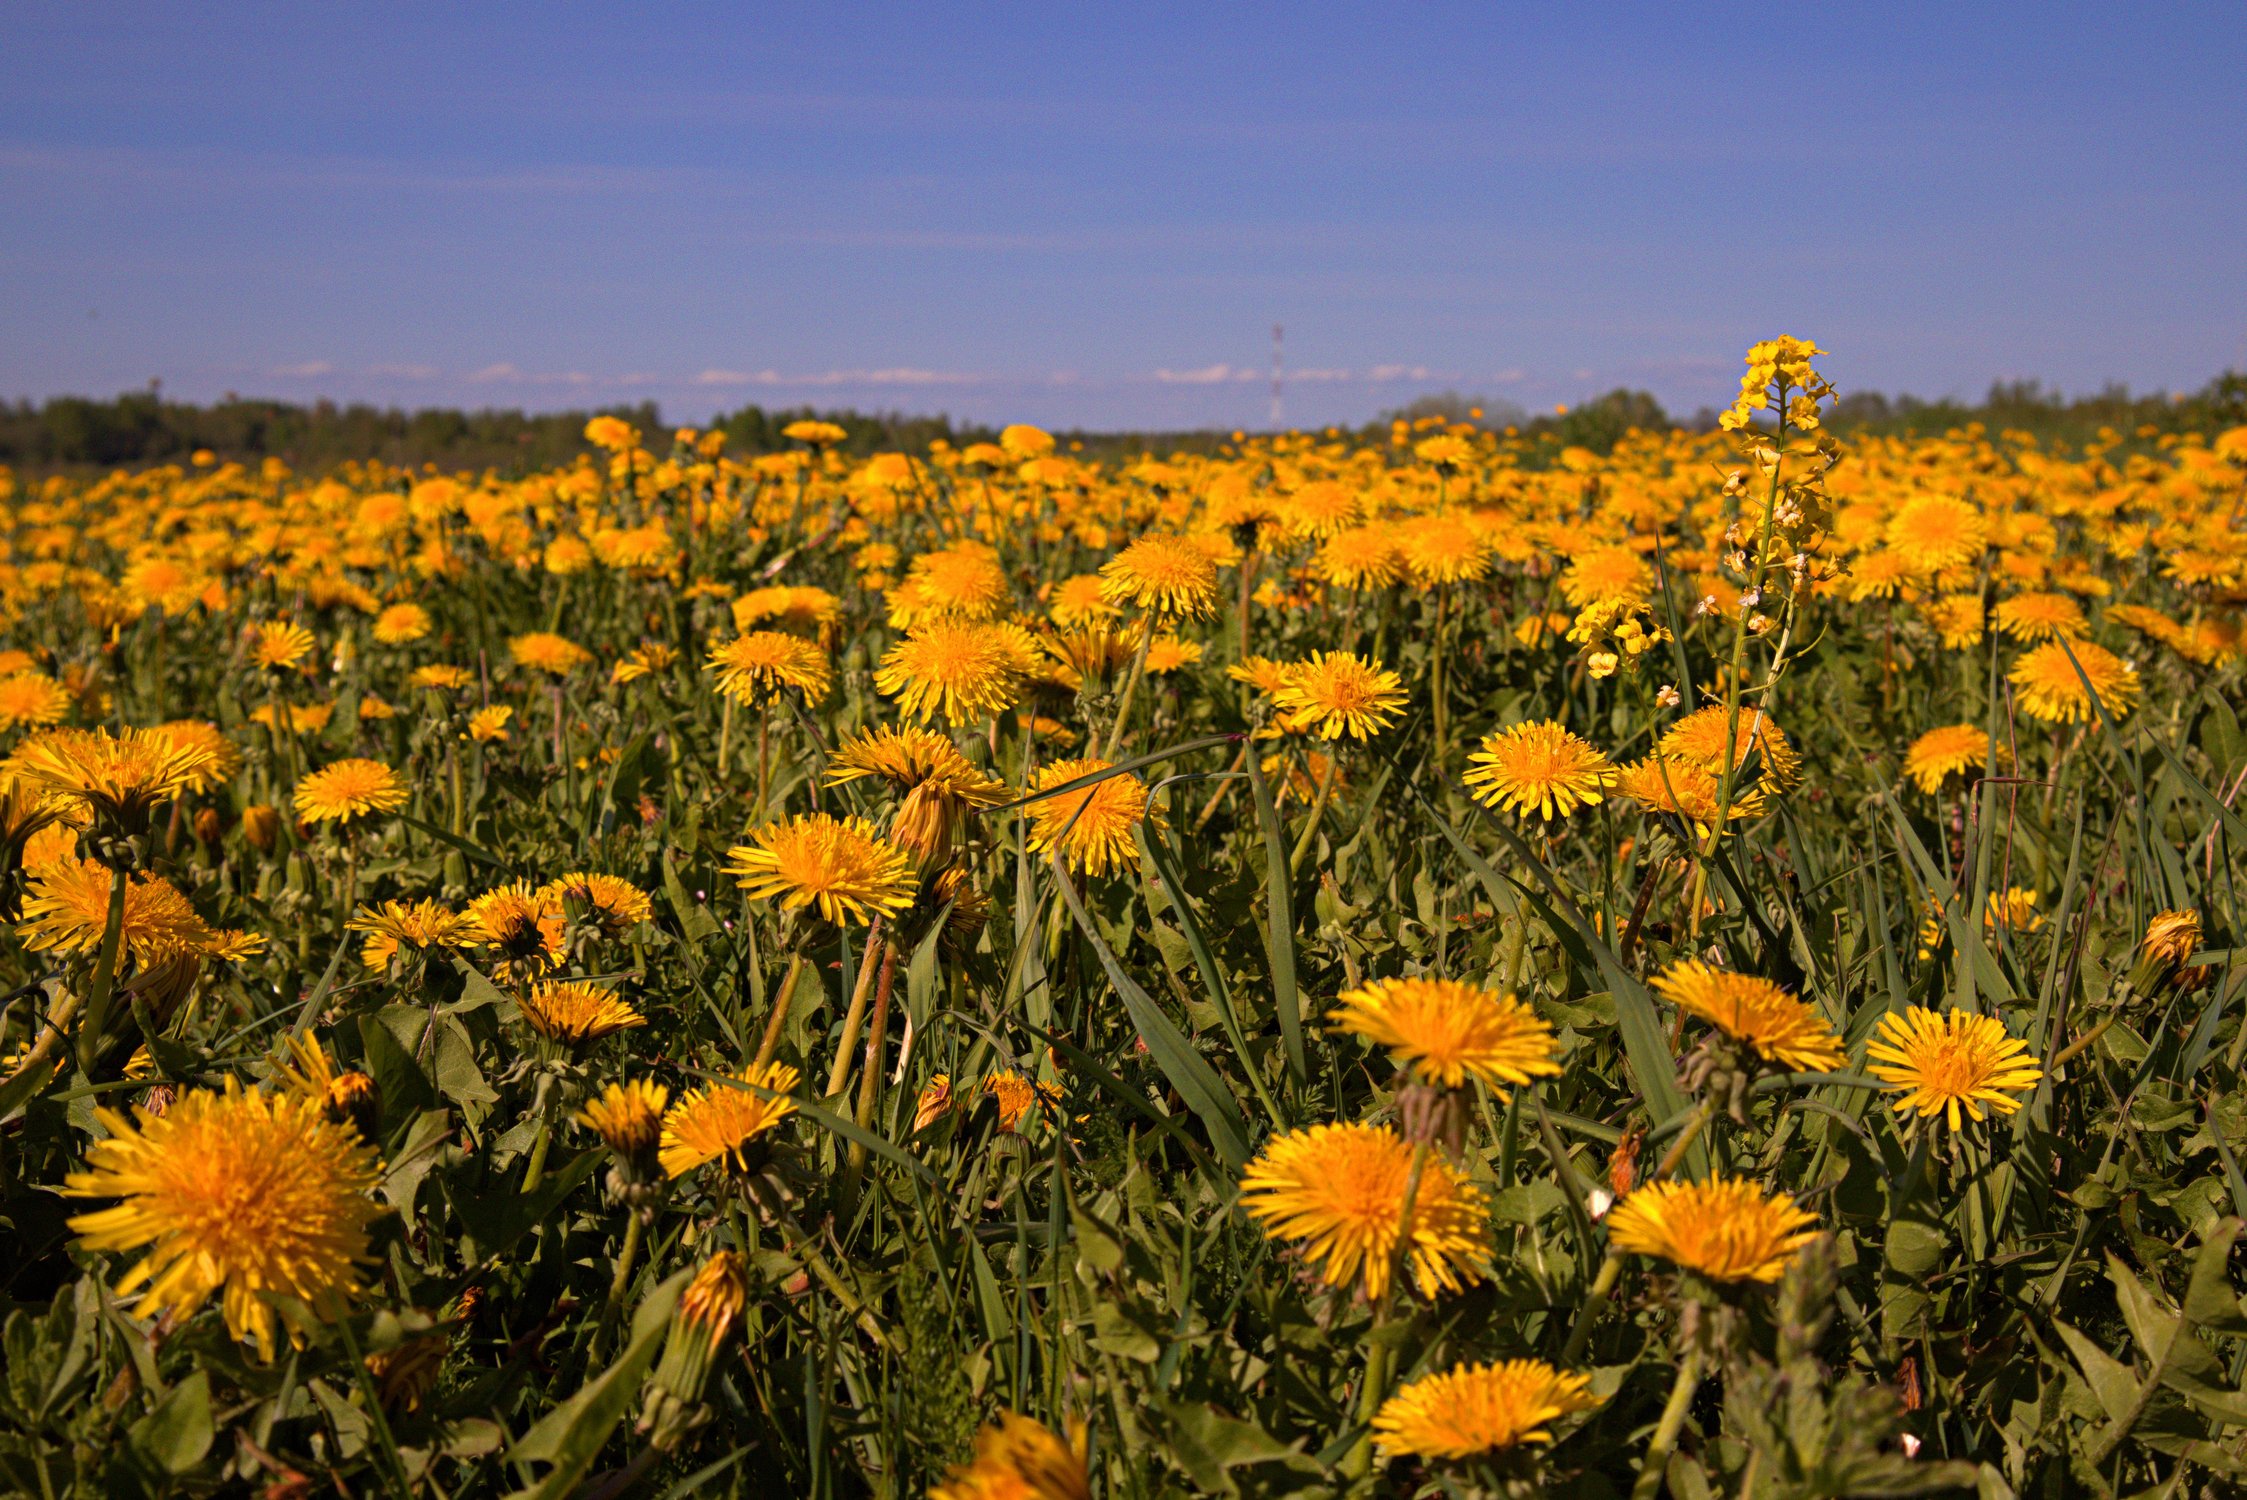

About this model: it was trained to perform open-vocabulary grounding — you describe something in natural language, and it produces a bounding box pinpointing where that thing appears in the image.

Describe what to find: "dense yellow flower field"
[1,342,2244,1496]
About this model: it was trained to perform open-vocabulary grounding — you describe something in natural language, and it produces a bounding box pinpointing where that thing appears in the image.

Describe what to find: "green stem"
[74,866,131,1076]
[589,1212,645,1362]
[1629,1346,1704,1500]
[822,923,889,1100]
[1286,751,1340,875]
[1342,1137,1432,1482]
[1100,614,1159,760]
[754,953,808,1069]
[1560,1104,1709,1366]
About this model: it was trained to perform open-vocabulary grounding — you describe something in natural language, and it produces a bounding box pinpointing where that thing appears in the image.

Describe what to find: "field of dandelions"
[1,338,2244,1498]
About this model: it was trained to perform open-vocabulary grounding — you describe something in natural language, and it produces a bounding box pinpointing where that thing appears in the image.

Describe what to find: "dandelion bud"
[193,806,224,844]
[326,1071,382,1141]
[242,803,280,853]
[641,1251,749,1450]
[912,1072,955,1132]
[2132,908,2210,994]
[579,1079,669,1198]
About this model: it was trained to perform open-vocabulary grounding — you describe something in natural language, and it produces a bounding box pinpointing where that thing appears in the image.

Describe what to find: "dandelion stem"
[589,1211,645,1362]
[1101,613,1159,760]
[823,921,889,1100]
[74,864,130,1076]
[753,952,808,1069]
[1560,1104,1709,1366]
[1286,750,1340,875]
[1629,1345,1703,1500]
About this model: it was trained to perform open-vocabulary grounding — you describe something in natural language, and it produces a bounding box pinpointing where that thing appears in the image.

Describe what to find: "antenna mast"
[1270,323,1284,429]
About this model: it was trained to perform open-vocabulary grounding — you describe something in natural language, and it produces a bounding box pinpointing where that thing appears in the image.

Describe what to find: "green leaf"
[128,1369,212,1476]
[442,1149,601,1262]
[1242,752,1306,1088]
[504,1266,692,1497]
[1049,862,1252,1166]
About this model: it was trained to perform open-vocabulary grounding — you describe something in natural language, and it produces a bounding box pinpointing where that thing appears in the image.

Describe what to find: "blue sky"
[4,2,2243,430]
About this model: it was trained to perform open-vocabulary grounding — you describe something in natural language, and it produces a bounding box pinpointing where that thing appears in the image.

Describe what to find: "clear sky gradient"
[5,2,2243,430]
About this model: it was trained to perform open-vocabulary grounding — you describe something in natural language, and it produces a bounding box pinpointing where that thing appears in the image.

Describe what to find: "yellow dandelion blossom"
[463,883,565,977]
[65,1078,380,1360]
[731,584,842,639]
[10,726,218,830]
[1559,545,1652,608]
[1022,758,1155,878]
[1226,655,1299,695]
[466,705,513,742]
[1884,495,1986,576]
[516,980,645,1048]
[1994,590,2087,642]
[2142,909,2201,971]
[1271,651,1406,740]
[1615,754,1766,831]
[982,1071,1065,1133]
[1314,525,1407,590]
[1143,634,1203,674]
[294,758,407,824]
[1659,705,1801,791]
[579,1079,669,1156]
[1919,593,1986,650]
[152,721,239,792]
[704,630,833,706]
[411,663,475,691]
[539,871,656,933]
[0,672,71,732]
[1099,533,1221,619]
[348,898,468,971]
[725,814,915,925]
[1605,1177,1818,1283]
[1239,1123,1492,1300]
[1866,1006,2043,1130]
[660,1061,801,1177]
[1902,724,2001,794]
[1463,721,1617,820]
[508,631,593,675]
[825,726,1008,866]
[18,855,214,962]
[1373,1360,1600,1460]
[888,541,1013,628]
[1394,514,1493,587]
[1329,978,1560,1092]
[371,603,432,644]
[1651,961,1845,1073]
[1281,479,1365,541]
[2009,640,2139,723]
[875,620,1025,726]
[931,1412,1092,1500]
[248,621,318,672]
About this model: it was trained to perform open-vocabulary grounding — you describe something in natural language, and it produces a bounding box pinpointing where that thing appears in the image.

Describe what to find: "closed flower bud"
[242,803,280,853]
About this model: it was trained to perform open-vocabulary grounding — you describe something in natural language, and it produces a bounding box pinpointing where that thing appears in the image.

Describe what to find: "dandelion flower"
[65,1078,380,1360]
[1605,1177,1818,1283]
[1394,514,1493,587]
[18,855,215,962]
[2009,640,2139,724]
[1994,591,2087,642]
[731,584,842,639]
[1651,961,1845,1073]
[1373,1360,1600,1460]
[1099,534,1220,619]
[1865,1007,2042,1130]
[371,603,432,644]
[1463,722,1616,820]
[725,814,915,925]
[579,1079,669,1156]
[1659,705,1801,792]
[705,631,833,706]
[983,1070,1065,1133]
[1022,758,1154,878]
[1902,724,2001,794]
[509,632,593,675]
[464,884,565,977]
[1884,495,1986,576]
[248,621,318,672]
[1314,525,1406,590]
[825,725,1008,867]
[539,872,656,934]
[931,1412,1092,1500]
[0,672,71,732]
[1615,754,1766,832]
[10,726,218,830]
[294,758,407,824]
[1227,656,1299,695]
[349,898,468,970]
[660,1061,801,1177]
[411,664,475,692]
[1239,1123,1491,1300]
[1328,978,1560,1092]
[516,980,645,1049]
[875,620,1025,726]
[887,542,1012,628]
[1272,651,1406,740]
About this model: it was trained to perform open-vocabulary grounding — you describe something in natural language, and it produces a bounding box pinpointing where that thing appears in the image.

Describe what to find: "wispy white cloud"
[268,360,333,377]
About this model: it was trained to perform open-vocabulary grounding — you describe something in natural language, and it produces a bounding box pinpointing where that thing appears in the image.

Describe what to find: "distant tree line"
[3,370,2241,474]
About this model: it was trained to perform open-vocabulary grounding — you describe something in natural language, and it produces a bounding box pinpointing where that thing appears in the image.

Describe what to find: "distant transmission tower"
[1270,324,1284,429]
